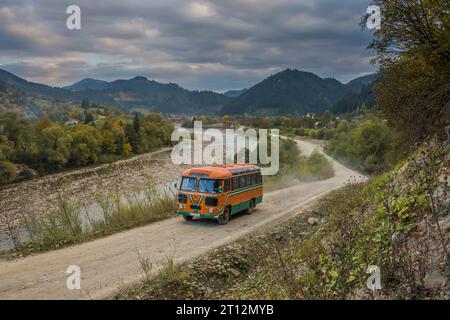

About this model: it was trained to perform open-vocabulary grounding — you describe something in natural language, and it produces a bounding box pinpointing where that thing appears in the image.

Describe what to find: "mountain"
[331,84,375,114]
[222,69,349,115]
[223,88,247,98]
[64,78,109,91]
[60,75,232,114]
[345,74,376,93]
[330,74,377,114]
[0,79,77,120]
[0,69,75,101]
[0,69,231,115]
[0,68,378,117]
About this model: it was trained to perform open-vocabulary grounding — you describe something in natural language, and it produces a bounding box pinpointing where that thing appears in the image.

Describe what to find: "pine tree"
[81,98,90,110]
[84,111,94,124]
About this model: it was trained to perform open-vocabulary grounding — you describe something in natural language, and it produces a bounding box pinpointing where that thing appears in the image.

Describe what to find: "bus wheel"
[183,215,193,221]
[246,199,255,214]
[218,207,230,225]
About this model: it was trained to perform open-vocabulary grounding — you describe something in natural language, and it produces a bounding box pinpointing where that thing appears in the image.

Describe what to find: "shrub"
[301,150,334,180]
[0,160,17,184]
[264,138,335,190]
[325,118,394,174]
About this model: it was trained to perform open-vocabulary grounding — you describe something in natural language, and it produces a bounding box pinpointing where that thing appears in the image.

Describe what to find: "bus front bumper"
[177,211,219,220]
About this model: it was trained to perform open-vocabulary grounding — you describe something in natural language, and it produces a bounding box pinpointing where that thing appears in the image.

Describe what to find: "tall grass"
[14,180,176,254]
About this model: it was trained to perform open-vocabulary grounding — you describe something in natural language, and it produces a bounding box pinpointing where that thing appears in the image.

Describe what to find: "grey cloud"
[0,0,377,90]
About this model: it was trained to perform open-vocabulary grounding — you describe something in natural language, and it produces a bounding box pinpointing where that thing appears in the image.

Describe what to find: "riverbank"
[0,148,186,251]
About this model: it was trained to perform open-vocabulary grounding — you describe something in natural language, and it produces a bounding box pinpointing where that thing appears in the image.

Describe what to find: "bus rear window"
[180,177,197,192]
[198,179,222,194]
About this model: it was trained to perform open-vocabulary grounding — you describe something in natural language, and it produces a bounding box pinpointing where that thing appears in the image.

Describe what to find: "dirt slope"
[0,139,364,299]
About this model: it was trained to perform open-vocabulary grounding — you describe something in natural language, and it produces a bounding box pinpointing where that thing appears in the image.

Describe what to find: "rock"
[423,271,447,289]
[308,217,319,226]
[391,232,406,246]
[16,164,38,180]
[228,267,240,277]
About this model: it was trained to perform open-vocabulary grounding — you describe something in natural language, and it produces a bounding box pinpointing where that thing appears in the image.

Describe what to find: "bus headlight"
[208,208,214,213]
[179,204,184,209]
[205,197,218,207]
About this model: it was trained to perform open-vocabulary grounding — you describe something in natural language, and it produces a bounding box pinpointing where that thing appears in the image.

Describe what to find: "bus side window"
[257,173,262,184]
[224,179,231,192]
[246,174,252,187]
[251,174,257,185]
[240,175,246,188]
[232,177,239,190]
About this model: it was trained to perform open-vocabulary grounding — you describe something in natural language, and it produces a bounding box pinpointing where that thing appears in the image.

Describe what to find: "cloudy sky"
[0,0,377,92]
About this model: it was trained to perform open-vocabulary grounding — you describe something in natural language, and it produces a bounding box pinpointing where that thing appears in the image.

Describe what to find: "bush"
[299,150,334,180]
[264,138,335,190]
[0,160,17,184]
[325,118,394,174]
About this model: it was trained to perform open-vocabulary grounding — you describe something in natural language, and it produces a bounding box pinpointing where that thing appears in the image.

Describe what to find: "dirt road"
[0,139,364,299]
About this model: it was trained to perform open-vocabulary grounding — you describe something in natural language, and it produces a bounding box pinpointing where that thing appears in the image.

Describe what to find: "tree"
[111,120,131,156]
[81,98,90,110]
[69,125,101,166]
[325,119,393,173]
[84,111,94,124]
[125,123,139,153]
[69,109,84,121]
[38,126,72,170]
[126,113,142,153]
[35,116,52,132]
[0,113,34,161]
[364,0,450,74]
[364,0,450,143]
[0,160,17,184]
[0,110,175,185]
[101,129,117,154]
[133,113,141,133]
[0,135,14,160]
[221,115,231,128]
[374,56,449,142]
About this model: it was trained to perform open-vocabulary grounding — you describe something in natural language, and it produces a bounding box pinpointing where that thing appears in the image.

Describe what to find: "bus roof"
[182,164,261,179]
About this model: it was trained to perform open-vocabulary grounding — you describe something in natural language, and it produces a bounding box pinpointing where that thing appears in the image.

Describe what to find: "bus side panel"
[227,186,263,215]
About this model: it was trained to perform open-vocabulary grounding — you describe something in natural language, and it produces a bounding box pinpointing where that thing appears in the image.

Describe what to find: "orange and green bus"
[177,164,263,225]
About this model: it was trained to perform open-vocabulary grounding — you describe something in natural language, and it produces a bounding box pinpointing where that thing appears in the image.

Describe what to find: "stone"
[423,271,447,289]
[308,217,319,226]
[228,267,240,277]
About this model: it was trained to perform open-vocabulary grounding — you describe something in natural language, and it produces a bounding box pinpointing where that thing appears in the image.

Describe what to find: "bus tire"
[218,207,230,225]
[183,215,193,221]
[246,199,255,214]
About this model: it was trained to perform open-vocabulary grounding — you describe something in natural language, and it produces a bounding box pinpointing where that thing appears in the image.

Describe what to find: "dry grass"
[9,180,176,255]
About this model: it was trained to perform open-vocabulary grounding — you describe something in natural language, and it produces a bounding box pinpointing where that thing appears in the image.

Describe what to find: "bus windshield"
[180,177,197,192]
[198,179,222,194]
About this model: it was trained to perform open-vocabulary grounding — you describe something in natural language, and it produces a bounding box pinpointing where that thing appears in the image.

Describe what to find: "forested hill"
[222,69,350,115]
[0,70,231,116]
[0,68,375,117]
